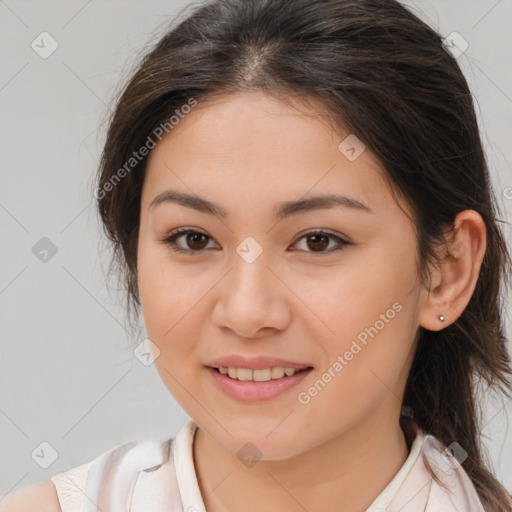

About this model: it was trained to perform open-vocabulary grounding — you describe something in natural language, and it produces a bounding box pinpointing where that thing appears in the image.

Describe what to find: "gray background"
[1,0,511,498]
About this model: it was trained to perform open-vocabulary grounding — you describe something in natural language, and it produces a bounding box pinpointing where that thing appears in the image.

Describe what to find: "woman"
[3,0,511,510]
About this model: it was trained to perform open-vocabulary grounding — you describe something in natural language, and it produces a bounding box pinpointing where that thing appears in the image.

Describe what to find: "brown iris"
[185,232,209,250]
[306,233,329,252]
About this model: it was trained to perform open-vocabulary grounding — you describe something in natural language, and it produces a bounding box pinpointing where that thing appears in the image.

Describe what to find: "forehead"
[142,91,401,220]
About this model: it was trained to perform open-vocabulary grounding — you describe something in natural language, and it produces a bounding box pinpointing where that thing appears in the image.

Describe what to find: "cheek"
[137,238,210,360]
[303,243,418,393]
[294,246,413,339]
[294,293,416,436]
[137,238,183,341]
[137,246,206,406]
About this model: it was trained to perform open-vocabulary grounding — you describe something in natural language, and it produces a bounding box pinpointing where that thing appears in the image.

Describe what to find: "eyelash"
[160,227,351,256]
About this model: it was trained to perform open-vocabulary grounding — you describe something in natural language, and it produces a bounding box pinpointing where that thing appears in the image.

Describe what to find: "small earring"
[439,315,445,322]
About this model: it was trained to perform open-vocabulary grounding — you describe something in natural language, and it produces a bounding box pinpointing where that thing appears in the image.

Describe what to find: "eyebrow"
[149,189,373,220]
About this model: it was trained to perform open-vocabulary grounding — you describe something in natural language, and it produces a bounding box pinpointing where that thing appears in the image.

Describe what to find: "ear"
[418,210,487,331]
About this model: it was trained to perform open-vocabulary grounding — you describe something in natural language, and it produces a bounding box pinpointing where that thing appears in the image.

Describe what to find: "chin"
[219,428,303,462]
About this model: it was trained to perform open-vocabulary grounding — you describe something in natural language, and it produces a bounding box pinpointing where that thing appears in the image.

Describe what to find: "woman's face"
[137,91,425,459]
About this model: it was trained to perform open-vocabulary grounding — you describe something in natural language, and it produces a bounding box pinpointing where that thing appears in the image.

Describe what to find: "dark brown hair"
[94,0,512,509]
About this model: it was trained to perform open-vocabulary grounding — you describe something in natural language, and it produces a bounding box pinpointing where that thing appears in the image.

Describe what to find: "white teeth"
[217,366,306,381]
[271,367,285,379]
[237,368,253,381]
[253,368,272,381]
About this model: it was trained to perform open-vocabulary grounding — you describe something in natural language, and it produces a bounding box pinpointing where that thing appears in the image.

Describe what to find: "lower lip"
[206,366,313,402]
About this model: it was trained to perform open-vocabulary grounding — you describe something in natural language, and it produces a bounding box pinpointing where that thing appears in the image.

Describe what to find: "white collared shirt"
[50,419,486,511]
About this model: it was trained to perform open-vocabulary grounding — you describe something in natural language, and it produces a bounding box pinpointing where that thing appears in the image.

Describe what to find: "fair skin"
[136,91,487,512]
[0,480,61,512]
[0,91,486,512]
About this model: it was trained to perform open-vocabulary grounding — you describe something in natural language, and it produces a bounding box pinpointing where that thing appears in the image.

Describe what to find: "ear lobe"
[418,210,487,332]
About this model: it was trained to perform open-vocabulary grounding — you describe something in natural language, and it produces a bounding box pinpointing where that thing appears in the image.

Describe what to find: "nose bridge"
[213,236,289,336]
[229,235,275,303]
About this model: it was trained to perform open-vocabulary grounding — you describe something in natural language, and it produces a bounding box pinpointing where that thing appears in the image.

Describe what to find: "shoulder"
[0,432,182,512]
[0,459,92,512]
[50,460,92,512]
[0,479,62,512]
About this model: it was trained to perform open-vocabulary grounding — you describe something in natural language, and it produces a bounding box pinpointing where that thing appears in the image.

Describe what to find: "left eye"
[161,228,350,255]
[292,230,350,254]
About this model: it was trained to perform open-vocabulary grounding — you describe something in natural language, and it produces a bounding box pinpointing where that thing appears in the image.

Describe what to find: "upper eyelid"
[295,227,346,239]
[165,226,347,240]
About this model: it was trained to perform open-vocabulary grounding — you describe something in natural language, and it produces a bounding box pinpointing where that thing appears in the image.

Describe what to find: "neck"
[193,409,412,512]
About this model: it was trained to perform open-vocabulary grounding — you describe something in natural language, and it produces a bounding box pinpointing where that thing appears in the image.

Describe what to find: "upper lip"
[206,355,313,370]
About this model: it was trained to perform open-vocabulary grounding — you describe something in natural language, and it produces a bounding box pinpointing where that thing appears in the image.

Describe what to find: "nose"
[211,251,291,339]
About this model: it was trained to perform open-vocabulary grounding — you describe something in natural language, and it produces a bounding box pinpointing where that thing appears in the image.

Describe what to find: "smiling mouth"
[211,366,313,382]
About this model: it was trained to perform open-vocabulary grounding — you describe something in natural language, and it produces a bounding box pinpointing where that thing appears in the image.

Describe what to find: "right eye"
[161,227,217,254]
